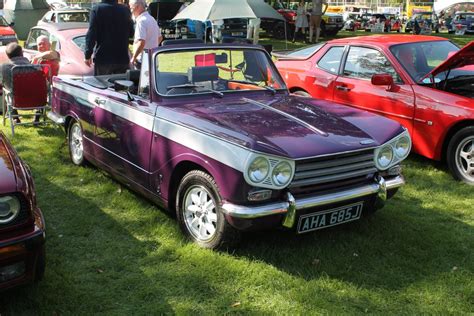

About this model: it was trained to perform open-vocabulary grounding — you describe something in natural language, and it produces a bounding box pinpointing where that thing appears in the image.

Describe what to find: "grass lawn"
[0,32,473,314]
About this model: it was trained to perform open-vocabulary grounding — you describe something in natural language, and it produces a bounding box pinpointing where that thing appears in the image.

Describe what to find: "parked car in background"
[405,12,440,33]
[363,14,401,32]
[49,42,409,249]
[0,131,45,291]
[0,23,93,77]
[0,15,17,46]
[37,7,89,25]
[148,0,195,40]
[343,12,363,31]
[274,35,474,184]
[448,11,474,34]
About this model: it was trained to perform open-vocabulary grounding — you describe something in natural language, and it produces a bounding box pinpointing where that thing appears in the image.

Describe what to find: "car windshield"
[0,16,9,27]
[155,48,286,96]
[72,35,86,52]
[390,41,459,82]
[57,11,89,22]
[274,43,324,59]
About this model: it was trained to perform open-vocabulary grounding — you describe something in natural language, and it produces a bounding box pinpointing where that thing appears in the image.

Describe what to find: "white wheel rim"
[456,136,474,181]
[70,124,83,164]
[183,185,217,241]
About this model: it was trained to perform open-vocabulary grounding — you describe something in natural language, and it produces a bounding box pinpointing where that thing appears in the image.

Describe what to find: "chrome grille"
[291,149,376,189]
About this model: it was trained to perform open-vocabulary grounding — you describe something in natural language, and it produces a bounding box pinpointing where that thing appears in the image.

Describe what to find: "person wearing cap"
[129,0,161,68]
[85,0,134,75]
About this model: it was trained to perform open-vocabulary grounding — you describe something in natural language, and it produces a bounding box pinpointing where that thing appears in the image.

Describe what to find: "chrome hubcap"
[183,185,217,241]
[456,136,474,180]
[70,124,83,164]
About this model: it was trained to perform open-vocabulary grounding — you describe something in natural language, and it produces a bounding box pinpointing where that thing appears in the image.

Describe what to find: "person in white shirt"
[247,18,261,45]
[129,0,162,67]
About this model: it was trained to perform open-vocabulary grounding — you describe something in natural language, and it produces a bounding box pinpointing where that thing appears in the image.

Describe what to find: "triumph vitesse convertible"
[49,43,410,248]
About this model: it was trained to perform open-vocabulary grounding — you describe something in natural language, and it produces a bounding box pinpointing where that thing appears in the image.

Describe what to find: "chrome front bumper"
[47,112,65,124]
[221,175,405,228]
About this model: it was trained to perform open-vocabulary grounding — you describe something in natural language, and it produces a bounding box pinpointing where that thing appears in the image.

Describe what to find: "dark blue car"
[448,12,474,34]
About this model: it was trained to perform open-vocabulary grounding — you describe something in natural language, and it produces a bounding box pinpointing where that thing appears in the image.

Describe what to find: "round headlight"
[272,161,293,187]
[248,157,269,183]
[165,29,170,34]
[395,136,410,158]
[377,146,393,169]
[0,196,21,224]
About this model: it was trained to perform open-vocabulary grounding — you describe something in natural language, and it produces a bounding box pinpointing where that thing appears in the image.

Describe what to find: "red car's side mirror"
[371,73,398,92]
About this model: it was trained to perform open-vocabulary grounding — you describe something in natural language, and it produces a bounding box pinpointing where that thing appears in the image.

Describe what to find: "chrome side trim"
[47,112,65,124]
[221,175,405,220]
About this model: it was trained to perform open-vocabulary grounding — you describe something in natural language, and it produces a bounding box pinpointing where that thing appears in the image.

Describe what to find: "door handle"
[94,97,106,105]
[336,85,351,92]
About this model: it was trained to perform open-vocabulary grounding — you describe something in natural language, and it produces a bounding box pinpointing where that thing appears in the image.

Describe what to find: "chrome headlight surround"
[244,153,295,189]
[0,195,21,224]
[374,129,412,170]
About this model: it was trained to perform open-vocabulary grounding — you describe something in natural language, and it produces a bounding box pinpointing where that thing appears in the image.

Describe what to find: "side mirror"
[371,73,399,92]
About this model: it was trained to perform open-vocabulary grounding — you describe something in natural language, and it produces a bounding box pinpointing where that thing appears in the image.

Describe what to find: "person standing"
[129,0,161,68]
[293,0,309,43]
[308,0,327,43]
[84,0,134,75]
[247,18,261,45]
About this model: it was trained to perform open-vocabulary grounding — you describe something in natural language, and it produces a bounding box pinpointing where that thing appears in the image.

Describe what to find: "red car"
[0,15,17,46]
[0,131,45,290]
[274,35,474,184]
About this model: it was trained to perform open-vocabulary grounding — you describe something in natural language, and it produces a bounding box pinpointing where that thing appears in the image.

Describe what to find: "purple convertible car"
[49,42,411,249]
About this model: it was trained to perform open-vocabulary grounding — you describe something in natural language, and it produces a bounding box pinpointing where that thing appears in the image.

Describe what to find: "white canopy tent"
[172,0,285,22]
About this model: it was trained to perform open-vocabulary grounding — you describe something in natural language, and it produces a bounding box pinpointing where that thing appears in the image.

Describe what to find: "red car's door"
[333,45,416,134]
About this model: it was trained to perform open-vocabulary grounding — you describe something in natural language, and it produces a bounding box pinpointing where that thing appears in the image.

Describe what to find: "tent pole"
[284,21,288,50]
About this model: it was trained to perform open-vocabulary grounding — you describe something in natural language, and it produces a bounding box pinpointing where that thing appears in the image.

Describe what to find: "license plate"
[297,202,363,233]
[232,32,243,36]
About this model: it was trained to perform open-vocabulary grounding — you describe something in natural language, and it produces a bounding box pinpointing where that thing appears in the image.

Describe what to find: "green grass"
[0,33,473,314]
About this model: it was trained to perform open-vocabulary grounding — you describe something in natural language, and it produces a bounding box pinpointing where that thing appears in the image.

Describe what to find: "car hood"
[423,41,474,80]
[0,134,18,193]
[160,95,404,158]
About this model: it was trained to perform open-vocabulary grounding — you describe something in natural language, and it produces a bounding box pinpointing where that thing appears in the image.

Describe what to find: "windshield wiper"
[167,84,223,98]
[229,79,277,95]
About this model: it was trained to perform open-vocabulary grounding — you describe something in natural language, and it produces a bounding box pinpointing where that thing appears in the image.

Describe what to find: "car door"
[91,89,155,190]
[306,45,345,100]
[333,45,416,134]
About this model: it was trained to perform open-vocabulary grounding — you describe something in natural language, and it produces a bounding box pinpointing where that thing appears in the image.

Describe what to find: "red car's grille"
[290,149,377,196]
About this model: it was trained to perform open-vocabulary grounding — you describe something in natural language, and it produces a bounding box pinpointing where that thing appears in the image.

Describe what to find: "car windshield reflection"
[155,48,286,97]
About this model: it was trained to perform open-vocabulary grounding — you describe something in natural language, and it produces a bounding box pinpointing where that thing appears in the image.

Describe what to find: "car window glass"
[317,46,344,74]
[72,36,86,52]
[50,34,60,51]
[343,46,401,82]
[25,29,42,50]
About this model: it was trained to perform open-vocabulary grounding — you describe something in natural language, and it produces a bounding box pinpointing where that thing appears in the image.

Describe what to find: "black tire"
[447,126,474,185]
[176,170,240,249]
[293,90,311,97]
[68,120,86,166]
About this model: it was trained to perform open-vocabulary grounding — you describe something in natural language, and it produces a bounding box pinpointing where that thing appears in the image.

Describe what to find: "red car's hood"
[423,41,474,80]
[0,26,15,36]
[0,134,18,193]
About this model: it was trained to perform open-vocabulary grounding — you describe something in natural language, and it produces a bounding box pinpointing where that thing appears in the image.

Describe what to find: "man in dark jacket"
[84,0,134,75]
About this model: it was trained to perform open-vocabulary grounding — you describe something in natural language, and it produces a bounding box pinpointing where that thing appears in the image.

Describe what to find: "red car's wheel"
[447,126,474,185]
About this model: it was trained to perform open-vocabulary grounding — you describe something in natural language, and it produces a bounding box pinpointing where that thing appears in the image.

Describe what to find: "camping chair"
[2,64,49,136]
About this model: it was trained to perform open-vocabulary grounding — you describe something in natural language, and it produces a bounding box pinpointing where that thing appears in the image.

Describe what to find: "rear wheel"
[176,170,240,249]
[447,126,474,185]
[68,121,85,166]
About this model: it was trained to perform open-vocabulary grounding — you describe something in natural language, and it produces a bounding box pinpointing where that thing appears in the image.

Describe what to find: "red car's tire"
[447,126,474,185]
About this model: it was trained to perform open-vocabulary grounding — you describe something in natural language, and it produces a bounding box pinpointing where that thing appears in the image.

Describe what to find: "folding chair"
[2,64,49,136]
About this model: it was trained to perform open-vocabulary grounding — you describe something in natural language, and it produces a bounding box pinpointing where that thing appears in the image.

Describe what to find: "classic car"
[49,42,409,248]
[0,15,17,46]
[37,7,89,25]
[405,12,440,33]
[148,0,195,40]
[448,12,474,34]
[0,131,45,291]
[274,35,474,184]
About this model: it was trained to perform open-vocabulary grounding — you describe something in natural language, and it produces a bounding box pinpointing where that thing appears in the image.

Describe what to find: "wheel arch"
[440,120,474,161]
[289,87,309,94]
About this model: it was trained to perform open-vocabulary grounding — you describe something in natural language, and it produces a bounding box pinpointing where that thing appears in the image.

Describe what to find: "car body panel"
[275,35,474,161]
[0,132,45,291]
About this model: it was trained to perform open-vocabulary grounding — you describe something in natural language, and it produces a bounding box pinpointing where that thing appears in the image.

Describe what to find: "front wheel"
[447,126,474,185]
[68,120,86,166]
[176,170,239,249]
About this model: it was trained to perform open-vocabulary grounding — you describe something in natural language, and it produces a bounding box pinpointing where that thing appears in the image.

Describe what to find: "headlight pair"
[374,131,411,170]
[246,155,295,189]
[0,195,21,224]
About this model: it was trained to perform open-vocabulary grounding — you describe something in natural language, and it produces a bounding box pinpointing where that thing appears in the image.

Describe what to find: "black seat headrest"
[126,69,140,83]
[188,66,219,83]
